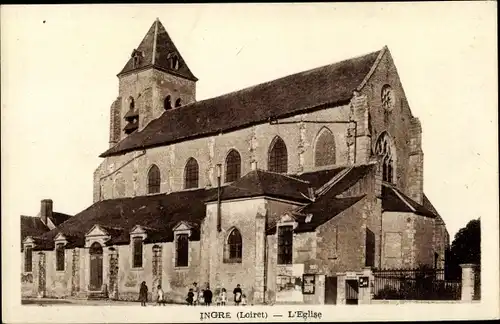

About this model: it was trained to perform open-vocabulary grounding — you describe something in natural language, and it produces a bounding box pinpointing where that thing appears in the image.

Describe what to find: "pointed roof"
[117,18,197,81]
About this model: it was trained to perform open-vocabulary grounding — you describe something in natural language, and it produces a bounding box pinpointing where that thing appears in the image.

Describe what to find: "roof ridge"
[163,48,383,113]
[256,169,310,184]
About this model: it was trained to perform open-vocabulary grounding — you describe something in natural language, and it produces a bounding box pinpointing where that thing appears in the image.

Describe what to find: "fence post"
[460,264,477,302]
[358,267,373,304]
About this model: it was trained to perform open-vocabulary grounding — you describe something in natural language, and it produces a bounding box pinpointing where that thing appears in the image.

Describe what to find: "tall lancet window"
[184,158,199,189]
[147,164,161,194]
[375,132,396,183]
[314,127,336,167]
[225,149,241,183]
[268,136,288,174]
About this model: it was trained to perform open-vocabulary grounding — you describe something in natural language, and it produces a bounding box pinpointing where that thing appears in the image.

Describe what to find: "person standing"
[139,281,148,306]
[233,284,242,306]
[192,282,199,306]
[186,288,194,306]
[156,285,166,306]
[204,285,213,306]
[220,288,227,306]
[198,288,205,306]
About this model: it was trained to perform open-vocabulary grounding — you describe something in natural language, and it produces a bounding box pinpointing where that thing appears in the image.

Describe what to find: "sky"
[1,3,497,240]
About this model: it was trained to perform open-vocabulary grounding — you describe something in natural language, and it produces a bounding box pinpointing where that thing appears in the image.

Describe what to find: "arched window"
[225,149,241,182]
[56,243,65,271]
[268,136,288,173]
[114,173,125,198]
[128,96,135,110]
[225,228,242,263]
[173,55,179,70]
[375,132,396,183]
[175,98,182,107]
[147,165,161,194]
[24,246,33,272]
[314,128,336,167]
[184,158,199,189]
[164,95,172,110]
[132,237,143,268]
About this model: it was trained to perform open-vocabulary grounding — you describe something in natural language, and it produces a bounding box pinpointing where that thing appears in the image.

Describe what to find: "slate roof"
[101,48,382,157]
[206,170,312,203]
[382,183,436,218]
[50,212,72,226]
[423,193,446,226]
[20,216,49,245]
[265,164,375,234]
[294,195,366,233]
[118,19,197,81]
[34,188,217,250]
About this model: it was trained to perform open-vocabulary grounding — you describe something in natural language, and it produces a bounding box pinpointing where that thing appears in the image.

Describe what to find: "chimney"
[40,199,53,226]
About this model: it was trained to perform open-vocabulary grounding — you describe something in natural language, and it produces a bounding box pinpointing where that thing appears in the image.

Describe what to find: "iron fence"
[373,268,461,300]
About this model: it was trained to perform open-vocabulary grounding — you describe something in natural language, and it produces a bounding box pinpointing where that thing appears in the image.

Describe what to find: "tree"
[445,218,480,279]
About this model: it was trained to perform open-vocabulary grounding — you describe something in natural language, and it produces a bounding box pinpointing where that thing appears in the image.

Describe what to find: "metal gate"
[345,279,359,305]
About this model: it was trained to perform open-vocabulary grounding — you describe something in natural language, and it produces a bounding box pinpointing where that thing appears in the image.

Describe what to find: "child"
[214,288,221,306]
[198,289,205,306]
[241,294,247,306]
[156,285,166,306]
[186,288,194,306]
[220,288,227,306]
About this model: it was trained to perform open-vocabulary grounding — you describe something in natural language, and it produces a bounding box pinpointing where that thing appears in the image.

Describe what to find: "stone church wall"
[381,211,437,269]
[94,103,352,201]
[361,49,424,203]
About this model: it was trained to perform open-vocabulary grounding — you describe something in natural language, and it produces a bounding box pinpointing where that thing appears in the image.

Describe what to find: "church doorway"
[89,242,103,291]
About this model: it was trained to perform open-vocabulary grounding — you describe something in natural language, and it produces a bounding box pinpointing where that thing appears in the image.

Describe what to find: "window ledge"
[277,263,293,267]
[223,259,242,264]
[131,267,145,271]
[174,266,189,270]
[56,269,66,273]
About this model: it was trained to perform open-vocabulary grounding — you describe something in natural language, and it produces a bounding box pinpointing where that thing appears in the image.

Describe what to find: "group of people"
[138,281,168,306]
[186,282,247,306]
[138,281,247,307]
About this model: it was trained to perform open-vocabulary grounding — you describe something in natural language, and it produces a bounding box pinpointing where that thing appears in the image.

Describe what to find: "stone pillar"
[357,267,373,305]
[460,264,477,302]
[79,247,88,295]
[71,248,80,296]
[336,274,346,305]
[348,92,372,165]
[407,117,424,204]
[316,275,326,305]
[253,213,266,304]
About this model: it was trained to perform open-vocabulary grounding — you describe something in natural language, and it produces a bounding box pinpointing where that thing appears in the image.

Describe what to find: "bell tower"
[108,18,198,147]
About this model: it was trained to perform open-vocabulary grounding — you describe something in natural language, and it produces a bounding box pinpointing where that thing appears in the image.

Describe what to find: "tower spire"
[117,19,197,81]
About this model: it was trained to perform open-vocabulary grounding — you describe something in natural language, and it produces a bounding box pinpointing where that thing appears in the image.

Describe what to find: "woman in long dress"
[139,281,148,306]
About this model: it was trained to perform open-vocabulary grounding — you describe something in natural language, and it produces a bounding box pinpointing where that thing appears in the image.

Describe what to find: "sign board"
[358,276,369,288]
[346,272,358,279]
[302,274,316,294]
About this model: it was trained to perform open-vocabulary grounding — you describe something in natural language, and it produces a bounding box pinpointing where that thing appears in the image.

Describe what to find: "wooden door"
[89,243,103,291]
[324,276,338,304]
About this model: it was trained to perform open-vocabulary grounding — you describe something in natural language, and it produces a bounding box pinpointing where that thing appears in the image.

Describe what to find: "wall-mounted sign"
[359,276,369,288]
[302,274,315,295]
[346,272,357,279]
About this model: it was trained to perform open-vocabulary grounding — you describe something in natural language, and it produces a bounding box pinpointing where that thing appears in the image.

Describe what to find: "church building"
[21,19,449,304]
